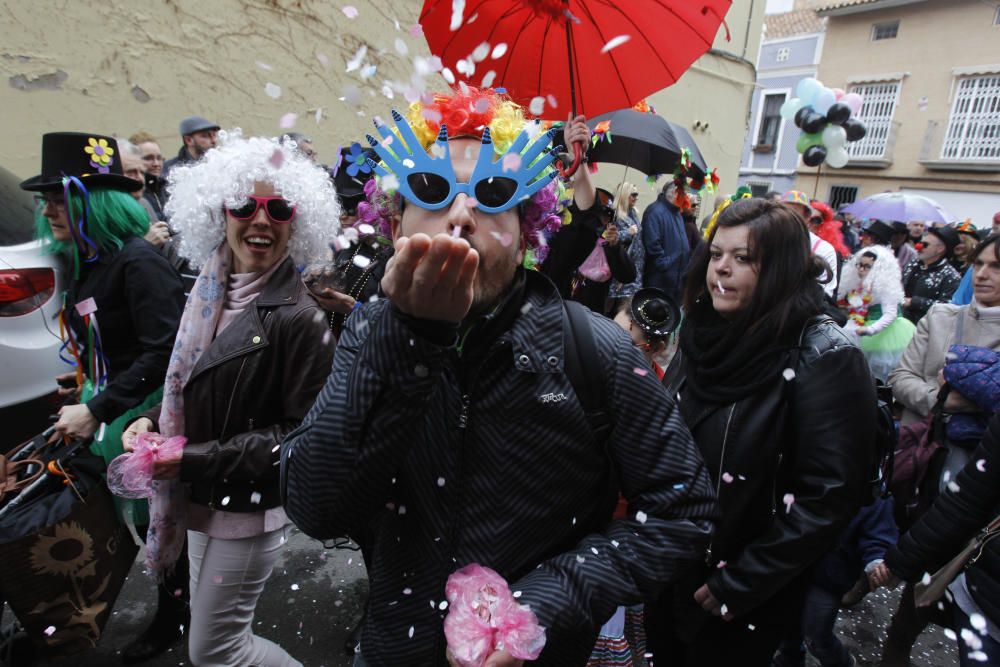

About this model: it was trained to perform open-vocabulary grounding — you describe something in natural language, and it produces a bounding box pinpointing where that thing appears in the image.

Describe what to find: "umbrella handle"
[558,141,584,179]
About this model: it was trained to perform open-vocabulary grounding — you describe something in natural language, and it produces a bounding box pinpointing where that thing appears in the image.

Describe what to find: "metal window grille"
[828,185,859,210]
[871,21,899,40]
[847,81,901,159]
[776,47,790,62]
[746,181,773,198]
[756,93,786,147]
[941,75,1000,161]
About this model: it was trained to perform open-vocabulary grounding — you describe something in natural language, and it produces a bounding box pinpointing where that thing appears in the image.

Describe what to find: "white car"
[0,166,65,450]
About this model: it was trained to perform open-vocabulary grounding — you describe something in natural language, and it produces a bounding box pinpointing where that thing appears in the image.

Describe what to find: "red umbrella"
[419,0,732,174]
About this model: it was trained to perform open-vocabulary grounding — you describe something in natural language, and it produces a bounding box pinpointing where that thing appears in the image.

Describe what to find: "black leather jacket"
[143,257,334,512]
[664,317,877,617]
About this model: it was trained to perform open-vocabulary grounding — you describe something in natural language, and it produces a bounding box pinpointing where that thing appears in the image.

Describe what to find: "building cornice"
[817,0,929,17]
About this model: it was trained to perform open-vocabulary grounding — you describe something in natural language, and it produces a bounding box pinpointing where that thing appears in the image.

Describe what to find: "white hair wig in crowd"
[838,244,904,305]
[164,129,339,269]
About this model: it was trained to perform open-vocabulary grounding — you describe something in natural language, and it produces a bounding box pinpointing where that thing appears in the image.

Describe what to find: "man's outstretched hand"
[381,233,479,323]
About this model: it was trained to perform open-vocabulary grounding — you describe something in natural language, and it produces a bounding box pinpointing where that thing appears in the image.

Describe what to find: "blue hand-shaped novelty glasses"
[365,109,562,214]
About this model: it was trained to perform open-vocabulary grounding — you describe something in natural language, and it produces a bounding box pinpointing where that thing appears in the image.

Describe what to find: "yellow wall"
[1,0,762,216]
[797,0,1000,205]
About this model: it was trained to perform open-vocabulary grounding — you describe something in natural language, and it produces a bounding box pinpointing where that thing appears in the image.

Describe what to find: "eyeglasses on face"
[33,194,66,209]
[225,195,296,224]
[858,263,874,270]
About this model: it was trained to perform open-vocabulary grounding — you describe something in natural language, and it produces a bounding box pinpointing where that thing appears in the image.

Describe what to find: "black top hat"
[861,220,893,245]
[332,144,376,205]
[631,287,681,339]
[20,132,142,193]
[927,225,959,252]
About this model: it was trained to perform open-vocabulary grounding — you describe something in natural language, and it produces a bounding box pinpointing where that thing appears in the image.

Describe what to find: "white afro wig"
[838,244,904,305]
[165,129,339,269]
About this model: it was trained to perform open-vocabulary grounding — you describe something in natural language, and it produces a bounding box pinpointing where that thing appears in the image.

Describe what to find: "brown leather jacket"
[144,257,335,513]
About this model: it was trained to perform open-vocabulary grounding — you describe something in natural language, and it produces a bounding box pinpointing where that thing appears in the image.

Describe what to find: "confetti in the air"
[633,367,649,377]
[529,96,545,116]
[481,70,497,88]
[409,24,424,38]
[491,43,508,59]
[782,493,795,513]
[408,625,415,638]
[291,583,300,591]
[437,477,446,487]
[782,368,796,381]
[722,472,734,484]
[44,626,56,636]
[976,459,987,472]
[265,83,282,99]
[346,45,368,73]
[450,0,465,31]
[279,113,298,129]
[635,510,648,524]
[502,153,522,173]
[256,61,273,71]
[395,38,409,56]
[342,5,358,19]
[601,35,632,53]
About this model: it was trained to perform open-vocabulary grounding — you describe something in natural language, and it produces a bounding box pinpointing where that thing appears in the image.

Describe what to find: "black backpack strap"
[562,300,611,443]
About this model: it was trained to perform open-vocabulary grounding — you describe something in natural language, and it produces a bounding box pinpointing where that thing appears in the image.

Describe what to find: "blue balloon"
[813,88,837,115]
[796,78,823,105]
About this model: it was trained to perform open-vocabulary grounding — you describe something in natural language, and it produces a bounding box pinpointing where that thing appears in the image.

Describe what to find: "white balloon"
[826,146,850,168]
[780,97,804,120]
[822,124,848,149]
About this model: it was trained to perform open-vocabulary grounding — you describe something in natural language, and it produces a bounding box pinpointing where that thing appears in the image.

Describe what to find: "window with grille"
[846,81,902,160]
[828,185,859,210]
[942,75,1000,161]
[747,181,773,198]
[776,47,790,62]
[871,21,899,40]
[755,93,786,151]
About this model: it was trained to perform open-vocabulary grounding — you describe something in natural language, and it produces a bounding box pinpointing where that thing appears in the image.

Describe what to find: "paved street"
[21,527,956,667]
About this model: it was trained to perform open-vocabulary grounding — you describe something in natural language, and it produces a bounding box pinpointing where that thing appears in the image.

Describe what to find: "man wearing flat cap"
[161,115,219,181]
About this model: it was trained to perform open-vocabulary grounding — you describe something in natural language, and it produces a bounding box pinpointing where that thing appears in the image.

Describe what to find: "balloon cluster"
[780,77,868,168]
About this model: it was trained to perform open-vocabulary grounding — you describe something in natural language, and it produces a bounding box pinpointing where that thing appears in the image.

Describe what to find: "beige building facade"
[0,0,763,215]
[796,0,1000,227]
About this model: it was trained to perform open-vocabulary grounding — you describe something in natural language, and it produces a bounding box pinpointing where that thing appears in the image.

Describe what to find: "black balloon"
[826,102,852,125]
[802,112,827,135]
[794,106,811,129]
[803,145,827,167]
[843,118,868,142]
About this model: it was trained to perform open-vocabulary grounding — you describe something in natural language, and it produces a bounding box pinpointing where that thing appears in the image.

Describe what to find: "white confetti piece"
[437,477,446,487]
[408,625,415,638]
[970,613,987,632]
[352,255,372,269]
[944,628,958,641]
[342,5,358,19]
[722,472,734,484]
[402,158,415,168]
[782,493,795,513]
[948,481,961,493]
[394,38,409,56]
[512,590,522,598]
[361,64,377,80]
[381,174,399,192]
[635,510,648,524]
[221,495,231,506]
[403,587,412,595]
[43,626,56,636]
[472,42,490,62]
[576,555,586,563]
[921,572,932,585]
[590,547,599,555]
[782,368,796,381]
[250,491,262,504]
[450,0,465,30]
[279,112,298,129]
[357,223,376,236]
[265,83,282,99]
[438,600,448,610]
[481,70,497,88]
[316,52,329,67]
[611,540,620,548]
[291,583,300,590]
[442,67,456,84]
[529,96,545,116]
[720,604,728,616]
[601,35,631,53]
[346,45,367,73]
[716,279,726,294]
[256,61,273,71]
[398,505,407,515]
[490,43,508,59]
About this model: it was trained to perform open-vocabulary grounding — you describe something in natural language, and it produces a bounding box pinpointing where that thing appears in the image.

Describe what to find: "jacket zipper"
[771,453,784,516]
[705,403,737,565]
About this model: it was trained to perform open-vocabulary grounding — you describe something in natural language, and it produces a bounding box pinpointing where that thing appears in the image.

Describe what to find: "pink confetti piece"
[409,24,424,38]
[721,472,734,484]
[502,152,522,173]
[633,367,649,377]
[976,459,987,472]
[43,626,56,636]
[782,493,795,513]
[716,560,727,569]
[342,5,358,19]
[279,112,298,129]
[212,575,224,584]
[452,226,463,238]
[546,94,558,109]
[601,35,631,53]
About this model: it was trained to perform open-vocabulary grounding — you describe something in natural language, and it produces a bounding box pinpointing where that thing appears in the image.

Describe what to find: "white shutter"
[846,81,901,160]
[941,75,1000,161]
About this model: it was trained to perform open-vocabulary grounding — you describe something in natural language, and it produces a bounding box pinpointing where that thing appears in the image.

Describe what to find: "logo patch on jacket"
[539,392,568,404]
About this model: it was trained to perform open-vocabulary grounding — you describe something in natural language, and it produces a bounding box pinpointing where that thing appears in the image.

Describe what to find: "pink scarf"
[146,244,285,573]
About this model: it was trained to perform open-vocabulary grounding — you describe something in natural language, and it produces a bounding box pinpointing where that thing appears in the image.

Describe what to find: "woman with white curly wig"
[120,130,338,667]
[837,244,916,380]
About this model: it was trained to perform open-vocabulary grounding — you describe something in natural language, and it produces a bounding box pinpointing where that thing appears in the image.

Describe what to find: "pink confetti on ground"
[721,472,734,484]
[783,493,795,513]
[633,367,649,377]
[342,5,358,19]
[601,35,631,53]
[279,113,298,129]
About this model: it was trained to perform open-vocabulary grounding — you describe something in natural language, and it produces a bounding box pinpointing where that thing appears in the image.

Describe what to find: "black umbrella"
[557,109,707,178]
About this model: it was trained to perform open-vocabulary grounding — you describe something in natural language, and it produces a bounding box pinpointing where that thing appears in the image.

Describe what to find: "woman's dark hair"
[862,251,877,262]
[683,198,826,341]
[969,233,1000,265]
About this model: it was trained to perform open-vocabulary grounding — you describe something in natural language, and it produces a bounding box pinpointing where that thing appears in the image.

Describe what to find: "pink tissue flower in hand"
[107,432,186,499]
[444,564,546,667]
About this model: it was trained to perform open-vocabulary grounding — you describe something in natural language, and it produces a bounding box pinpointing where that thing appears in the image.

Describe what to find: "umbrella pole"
[813,164,822,200]
[556,6,584,178]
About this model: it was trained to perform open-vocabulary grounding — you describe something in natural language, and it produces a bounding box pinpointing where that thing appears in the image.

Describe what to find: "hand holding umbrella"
[562,113,592,179]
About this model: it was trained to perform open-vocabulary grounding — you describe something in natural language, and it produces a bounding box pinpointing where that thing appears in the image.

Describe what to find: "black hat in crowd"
[595,187,615,220]
[20,132,142,193]
[332,144,377,214]
[861,220,893,245]
[631,287,681,339]
[179,115,220,137]
[927,225,960,252]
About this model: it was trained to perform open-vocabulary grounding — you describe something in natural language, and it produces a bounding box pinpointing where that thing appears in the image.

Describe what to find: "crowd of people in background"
[11,85,1000,667]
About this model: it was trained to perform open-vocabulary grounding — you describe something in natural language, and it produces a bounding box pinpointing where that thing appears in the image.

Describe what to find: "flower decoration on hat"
[632,99,655,114]
[671,148,719,211]
[345,142,373,178]
[83,137,115,174]
[591,120,612,148]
